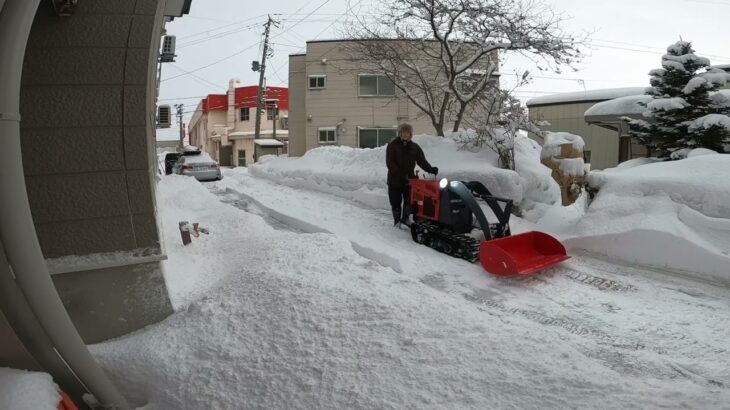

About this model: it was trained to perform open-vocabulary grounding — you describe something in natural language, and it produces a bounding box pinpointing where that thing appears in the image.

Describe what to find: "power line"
[161,41,261,82]
[589,39,730,63]
[177,14,266,40]
[177,22,263,49]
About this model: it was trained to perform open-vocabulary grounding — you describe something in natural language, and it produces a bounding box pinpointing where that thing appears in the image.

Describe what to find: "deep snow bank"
[92,175,729,410]
[565,154,730,283]
[250,135,559,211]
[0,368,59,410]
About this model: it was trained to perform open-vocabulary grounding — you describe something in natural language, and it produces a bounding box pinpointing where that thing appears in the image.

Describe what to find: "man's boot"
[392,208,401,227]
[401,204,412,226]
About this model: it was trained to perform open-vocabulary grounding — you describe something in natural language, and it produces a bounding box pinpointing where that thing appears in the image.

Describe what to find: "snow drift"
[564,153,730,284]
[250,134,560,212]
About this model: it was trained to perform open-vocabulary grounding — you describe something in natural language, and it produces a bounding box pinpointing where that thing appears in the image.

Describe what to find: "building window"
[359,74,395,96]
[309,75,326,89]
[359,127,396,148]
[267,108,279,120]
[240,107,249,121]
[318,127,337,144]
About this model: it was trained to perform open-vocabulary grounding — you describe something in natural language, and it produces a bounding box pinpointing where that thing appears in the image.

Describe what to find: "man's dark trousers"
[388,185,410,225]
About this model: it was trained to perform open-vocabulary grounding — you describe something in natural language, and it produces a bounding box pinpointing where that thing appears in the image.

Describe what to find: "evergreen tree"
[629,41,730,157]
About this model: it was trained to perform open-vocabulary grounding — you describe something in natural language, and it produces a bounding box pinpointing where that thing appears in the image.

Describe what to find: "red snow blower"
[407,178,569,275]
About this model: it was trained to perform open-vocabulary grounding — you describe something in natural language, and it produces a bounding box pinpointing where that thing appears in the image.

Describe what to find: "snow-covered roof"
[584,94,652,117]
[254,139,285,147]
[526,87,649,106]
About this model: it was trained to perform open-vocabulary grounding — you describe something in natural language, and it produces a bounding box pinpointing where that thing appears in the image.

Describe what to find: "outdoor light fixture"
[51,0,78,16]
[439,178,448,189]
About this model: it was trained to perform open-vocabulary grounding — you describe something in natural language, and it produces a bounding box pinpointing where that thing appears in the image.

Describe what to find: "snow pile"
[687,148,719,157]
[558,157,587,177]
[250,134,559,211]
[562,155,730,283]
[92,175,730,409]
[512,135,562,214]
[0,368,59,410]
[539,132,585,160]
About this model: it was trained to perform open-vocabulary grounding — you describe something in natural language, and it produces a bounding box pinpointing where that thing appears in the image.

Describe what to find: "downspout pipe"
[0,1,130,409]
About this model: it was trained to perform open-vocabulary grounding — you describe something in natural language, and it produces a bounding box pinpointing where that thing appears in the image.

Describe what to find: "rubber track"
[411,220,481,263]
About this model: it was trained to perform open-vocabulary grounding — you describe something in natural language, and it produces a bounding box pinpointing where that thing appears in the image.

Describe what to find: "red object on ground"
[58,390,79,410]
[480,231,570,275]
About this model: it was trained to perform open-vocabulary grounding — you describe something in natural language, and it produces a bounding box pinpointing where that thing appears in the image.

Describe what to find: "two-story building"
[189,80,288,166]
[287,39,499,156]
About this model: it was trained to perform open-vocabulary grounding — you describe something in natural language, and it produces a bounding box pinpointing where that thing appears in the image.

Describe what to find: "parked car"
[162,152,180,175]
[173,150,222,181]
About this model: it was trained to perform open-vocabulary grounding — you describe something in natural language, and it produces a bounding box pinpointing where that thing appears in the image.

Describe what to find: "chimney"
[227,78,239,130]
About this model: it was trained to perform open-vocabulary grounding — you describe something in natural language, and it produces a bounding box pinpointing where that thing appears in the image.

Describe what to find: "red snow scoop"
[479,231,569,275]
[408,179,569,275]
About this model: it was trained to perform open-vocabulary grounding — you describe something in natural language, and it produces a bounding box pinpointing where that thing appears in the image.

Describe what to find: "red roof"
[201,86,288,114]
[201,94,227,114]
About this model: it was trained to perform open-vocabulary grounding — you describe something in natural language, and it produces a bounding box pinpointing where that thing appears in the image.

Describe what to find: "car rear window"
[182,153,216,164]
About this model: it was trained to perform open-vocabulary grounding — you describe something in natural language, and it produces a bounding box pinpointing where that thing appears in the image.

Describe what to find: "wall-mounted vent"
[160,35,176,63]
[157,105,172,128]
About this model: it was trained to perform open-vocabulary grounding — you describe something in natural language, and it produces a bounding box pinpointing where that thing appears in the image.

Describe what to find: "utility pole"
[254,15,277,140]
[272,100,277,140]
[174,103,184,148]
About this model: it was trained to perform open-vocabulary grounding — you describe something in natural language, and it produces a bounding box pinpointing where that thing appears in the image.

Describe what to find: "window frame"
[308,75,327,89]
[357,127,397,148]
[358,74,396,97]
[266,107,279,121]
[239,107,250,121]
[318,127,337,144]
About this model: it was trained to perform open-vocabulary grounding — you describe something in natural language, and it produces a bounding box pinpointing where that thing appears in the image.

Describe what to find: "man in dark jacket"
[386,123,438,226]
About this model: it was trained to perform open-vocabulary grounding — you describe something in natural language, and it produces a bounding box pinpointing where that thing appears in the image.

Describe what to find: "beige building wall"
[289,40,479,156]
[289,54,307,156]
[528,102,620,170]
[18,0,174,343]
[188,96,288,166]
[232,138,255,166]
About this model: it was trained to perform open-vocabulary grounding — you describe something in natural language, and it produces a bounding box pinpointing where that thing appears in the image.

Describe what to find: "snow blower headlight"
[439,178,448,189]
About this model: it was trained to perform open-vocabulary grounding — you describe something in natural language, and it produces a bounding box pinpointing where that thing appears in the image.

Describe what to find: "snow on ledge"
[540,132,585,160]
[45,247,165,275]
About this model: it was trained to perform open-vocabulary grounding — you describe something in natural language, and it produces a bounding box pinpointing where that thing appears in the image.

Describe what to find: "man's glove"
[431,167,439,175]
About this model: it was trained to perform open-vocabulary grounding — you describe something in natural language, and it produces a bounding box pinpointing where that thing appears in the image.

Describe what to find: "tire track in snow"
[212,176,730,386]
[210,186,404,274]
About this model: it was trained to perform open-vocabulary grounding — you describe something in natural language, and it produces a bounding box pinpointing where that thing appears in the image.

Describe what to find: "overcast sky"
[157,0,729,139]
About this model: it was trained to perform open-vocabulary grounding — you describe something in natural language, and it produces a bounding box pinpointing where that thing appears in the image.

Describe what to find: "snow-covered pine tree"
[629,41,730,157]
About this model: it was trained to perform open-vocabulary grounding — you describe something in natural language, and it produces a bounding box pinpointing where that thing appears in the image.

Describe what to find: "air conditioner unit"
[157,105,172,128]
[280,116,289,129]
[160,35,176,63]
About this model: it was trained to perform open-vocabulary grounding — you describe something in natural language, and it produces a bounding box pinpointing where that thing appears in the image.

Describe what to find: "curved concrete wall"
[18,0,173,343]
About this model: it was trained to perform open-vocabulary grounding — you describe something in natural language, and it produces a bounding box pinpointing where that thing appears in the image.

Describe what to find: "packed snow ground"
[91,169,730,409]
